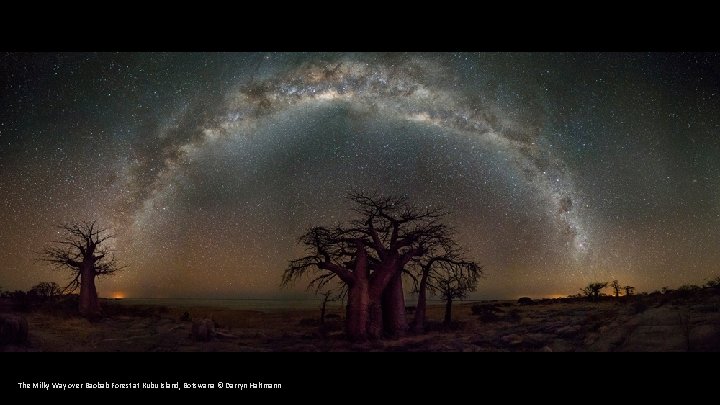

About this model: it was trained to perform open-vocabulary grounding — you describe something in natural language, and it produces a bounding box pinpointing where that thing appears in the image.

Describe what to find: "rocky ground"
[2,292,720,352]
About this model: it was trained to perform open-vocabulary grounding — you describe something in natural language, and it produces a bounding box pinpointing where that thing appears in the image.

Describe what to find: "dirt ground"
[2,294,720,352]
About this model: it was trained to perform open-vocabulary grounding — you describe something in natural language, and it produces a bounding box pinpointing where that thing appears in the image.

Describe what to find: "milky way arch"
[122,59,589,257]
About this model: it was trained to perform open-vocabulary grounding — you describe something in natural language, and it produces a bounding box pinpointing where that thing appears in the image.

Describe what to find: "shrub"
[704,276,720,289]
[676,284,701,299]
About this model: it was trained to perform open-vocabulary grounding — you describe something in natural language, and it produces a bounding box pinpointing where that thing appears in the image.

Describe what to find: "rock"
[191,318,215,341]
[583,334,598,346]
[215,330,238,339]
[556,325,581,337]
[0,314,28,345]
[519,317,534,325]
[550,339,574,352]
[501,334,523,346]
[524,333,552,348]
[689,323,720,351]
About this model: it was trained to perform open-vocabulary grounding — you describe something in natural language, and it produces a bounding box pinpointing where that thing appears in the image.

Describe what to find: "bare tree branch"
[39,221,124,317]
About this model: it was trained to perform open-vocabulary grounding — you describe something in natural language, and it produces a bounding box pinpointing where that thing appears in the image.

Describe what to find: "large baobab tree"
[347,193,447,338]
[41,221,123,317]
[283,227,370,340]
[283,192,458,340]
[610,280,622,297]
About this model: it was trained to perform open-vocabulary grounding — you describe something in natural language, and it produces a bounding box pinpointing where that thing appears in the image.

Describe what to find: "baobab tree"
[581,282,608,302]
[429,260,481,326]
[347,192,447,338]
[318,289,341,324]
[41,221,123,317]
[624,285,635,296]
[610,280,622,297]
[410,238,481,332]
[283,192,456,340]
[283,226,370,340]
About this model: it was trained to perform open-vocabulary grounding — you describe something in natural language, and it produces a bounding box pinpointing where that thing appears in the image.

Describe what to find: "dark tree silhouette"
[41,221,123,317]
[29,282,61,299]
[410,238,480,332]
[283,227,369,340]
[610,280,622,297]
[347,192,446,338]
[704,276,720,288]
[581,282,608,301]
[283,192,452,340]
[623,285,635,296]
[430,260,481,326]
[319,289,340,324]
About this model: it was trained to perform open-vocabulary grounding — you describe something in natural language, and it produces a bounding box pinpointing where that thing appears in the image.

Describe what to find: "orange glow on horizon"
[110,292,126,299]
[537,294,567,299]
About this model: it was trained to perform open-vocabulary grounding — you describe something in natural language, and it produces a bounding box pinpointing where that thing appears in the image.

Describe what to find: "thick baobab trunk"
[413,268,430,333]
[345,280,369,341]
[345,245,369,341]
[367,259,399,339]
[79,263,101,318]
[443,298,453,325]
[382,271,407,337]
[367,292,384,340]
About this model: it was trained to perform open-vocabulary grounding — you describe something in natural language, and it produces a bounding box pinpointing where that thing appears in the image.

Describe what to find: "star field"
[1,52,719,299]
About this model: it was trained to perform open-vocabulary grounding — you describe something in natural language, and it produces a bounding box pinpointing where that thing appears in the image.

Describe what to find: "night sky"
[1,52,719,300]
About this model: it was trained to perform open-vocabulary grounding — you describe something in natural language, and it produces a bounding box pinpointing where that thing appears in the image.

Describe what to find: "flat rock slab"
[617,308,689,352]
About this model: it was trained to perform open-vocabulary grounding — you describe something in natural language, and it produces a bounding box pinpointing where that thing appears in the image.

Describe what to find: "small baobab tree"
[410,237,480,332]
[430,260,481,326]
[41,221,123,317]
[319,288,342,324]
[581,282,608,302]
[624,285,635,296]
[610,280,622,297]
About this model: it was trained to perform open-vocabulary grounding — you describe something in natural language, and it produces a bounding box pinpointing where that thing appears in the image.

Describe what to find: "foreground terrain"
[2,293,720,352]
